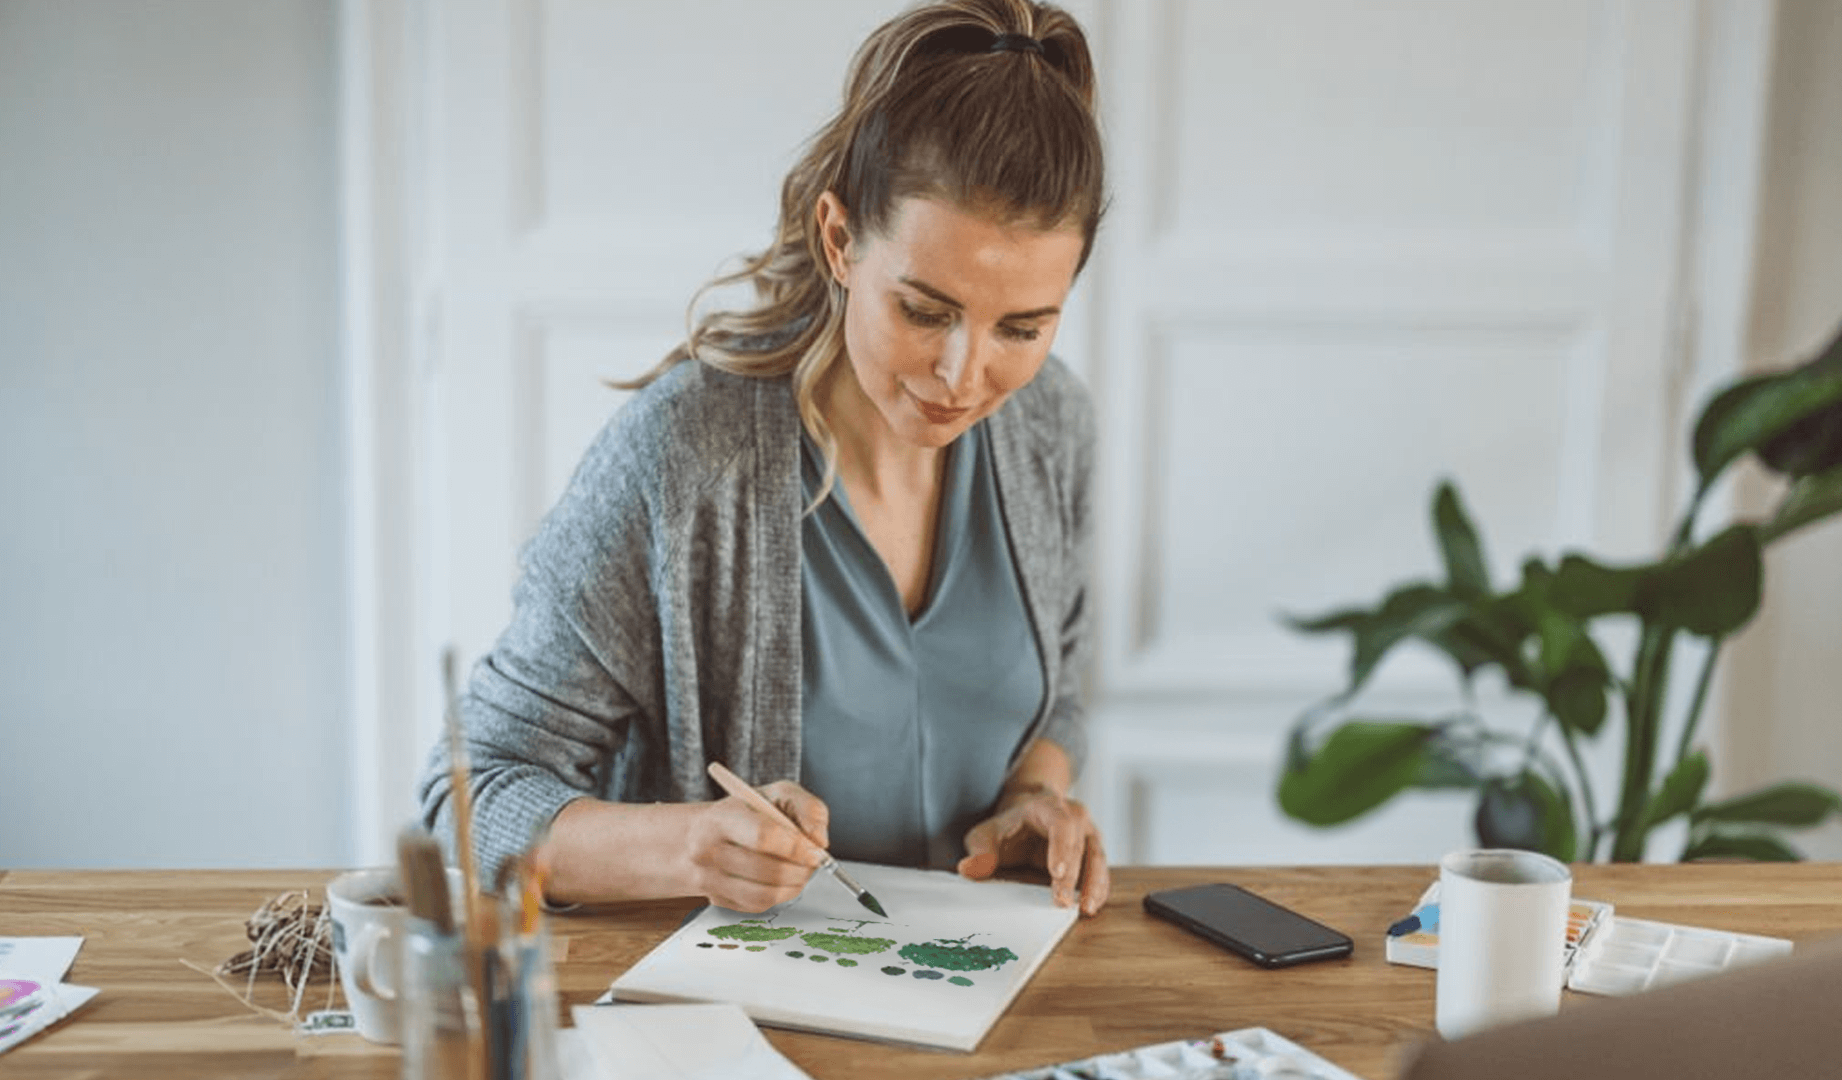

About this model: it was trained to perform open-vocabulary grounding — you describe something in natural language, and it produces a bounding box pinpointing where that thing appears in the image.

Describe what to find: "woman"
[420,0,1110,917]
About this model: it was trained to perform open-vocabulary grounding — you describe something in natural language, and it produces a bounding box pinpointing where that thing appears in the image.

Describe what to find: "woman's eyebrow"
[898,276,1060,321]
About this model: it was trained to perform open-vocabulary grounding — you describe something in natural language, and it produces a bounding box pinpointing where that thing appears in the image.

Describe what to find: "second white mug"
[1435,848,1572,1040]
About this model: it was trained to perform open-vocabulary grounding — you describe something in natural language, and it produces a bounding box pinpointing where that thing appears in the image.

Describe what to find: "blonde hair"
[623,0,1105,501]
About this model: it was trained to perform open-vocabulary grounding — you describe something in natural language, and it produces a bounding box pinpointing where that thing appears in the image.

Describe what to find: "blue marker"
[1387,902,1440,937]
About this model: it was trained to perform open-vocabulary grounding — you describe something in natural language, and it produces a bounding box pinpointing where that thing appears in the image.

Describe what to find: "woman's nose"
[932,329,984,398]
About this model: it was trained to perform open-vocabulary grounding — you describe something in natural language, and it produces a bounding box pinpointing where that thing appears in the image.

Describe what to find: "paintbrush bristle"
[859,891,887,918]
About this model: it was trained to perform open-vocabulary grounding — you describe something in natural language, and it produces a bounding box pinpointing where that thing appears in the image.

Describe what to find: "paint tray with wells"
[1566,916,1792,996]
[971,1026,1368,1080]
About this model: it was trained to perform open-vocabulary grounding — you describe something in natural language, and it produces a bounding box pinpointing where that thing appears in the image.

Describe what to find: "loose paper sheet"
[0,937,98,1056]
[565,1004,812,1080]
[606,862,1078,1051]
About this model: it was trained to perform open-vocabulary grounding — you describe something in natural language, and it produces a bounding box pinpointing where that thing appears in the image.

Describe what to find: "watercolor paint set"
[1383,881,1792,996]
[1565,914,1793,995]
[971,1026,1367,1080]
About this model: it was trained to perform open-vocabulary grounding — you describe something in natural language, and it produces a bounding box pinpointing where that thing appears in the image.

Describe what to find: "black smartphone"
[1143,883,1353,968]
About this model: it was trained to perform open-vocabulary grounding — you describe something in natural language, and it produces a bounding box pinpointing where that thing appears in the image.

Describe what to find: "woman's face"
[819,193,1086,450]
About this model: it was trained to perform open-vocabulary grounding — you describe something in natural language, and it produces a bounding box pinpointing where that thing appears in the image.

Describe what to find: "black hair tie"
[988,32,1044,56]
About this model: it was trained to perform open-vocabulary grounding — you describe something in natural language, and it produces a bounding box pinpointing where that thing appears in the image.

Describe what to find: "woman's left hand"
[957,786,1110,917]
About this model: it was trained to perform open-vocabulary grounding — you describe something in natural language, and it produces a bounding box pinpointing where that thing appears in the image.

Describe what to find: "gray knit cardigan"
[419,354,1095,881]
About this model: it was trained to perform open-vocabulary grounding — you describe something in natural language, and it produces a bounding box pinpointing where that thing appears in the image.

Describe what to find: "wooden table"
[5,863,1840,1080]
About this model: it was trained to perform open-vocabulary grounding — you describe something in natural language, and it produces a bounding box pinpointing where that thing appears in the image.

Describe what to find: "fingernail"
[1052,862,1067,880]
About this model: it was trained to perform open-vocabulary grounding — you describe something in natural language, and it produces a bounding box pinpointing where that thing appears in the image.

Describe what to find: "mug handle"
[350,921,399,1002]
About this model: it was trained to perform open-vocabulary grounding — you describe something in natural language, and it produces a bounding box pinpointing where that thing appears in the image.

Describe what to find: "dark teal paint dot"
[786,951,804,959]
[881,966,905,976]
[696,942,713,948]
[949,976,973,986]
[913,970,944,980]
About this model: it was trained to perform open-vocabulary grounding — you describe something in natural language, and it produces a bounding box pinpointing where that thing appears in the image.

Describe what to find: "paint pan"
[969,1025,1365,1080]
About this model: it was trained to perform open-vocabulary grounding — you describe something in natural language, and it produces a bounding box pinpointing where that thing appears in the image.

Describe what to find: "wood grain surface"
[4,862,1839,1080]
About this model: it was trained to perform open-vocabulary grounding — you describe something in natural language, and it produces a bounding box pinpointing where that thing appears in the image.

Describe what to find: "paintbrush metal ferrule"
[823,860,887,918]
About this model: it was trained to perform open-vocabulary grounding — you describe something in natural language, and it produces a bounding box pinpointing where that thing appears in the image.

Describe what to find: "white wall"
[1719,0,1842,856]
[0,1,349,867]
[3,0,1835,872]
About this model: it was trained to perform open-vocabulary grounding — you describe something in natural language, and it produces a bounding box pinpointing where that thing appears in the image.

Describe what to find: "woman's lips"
[910,395,969,425]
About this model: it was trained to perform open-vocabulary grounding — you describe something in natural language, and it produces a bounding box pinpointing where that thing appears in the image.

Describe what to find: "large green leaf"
[1346,585,1472,695]
[1758,401,1842,477]
[1643,750,1710,829]
[1691,782,1842,827]
[1548,529,1762,637]
[1546,667,1609,738]
[1758,461,1842,545]
[1277,721,1435,827]
[1474,771,1577,862]
[1692,329,1842,488]
[1285,606,1371,635]
[1635,525,1762,636]
[1549,553,1644,617]
[1430,602,1533,685]
[1433,480,1492,599]
[1681,830,1803,862]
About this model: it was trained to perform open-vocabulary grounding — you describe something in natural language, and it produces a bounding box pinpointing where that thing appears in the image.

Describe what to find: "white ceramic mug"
[327,866,463,1044]
[1435,848,1572,1040]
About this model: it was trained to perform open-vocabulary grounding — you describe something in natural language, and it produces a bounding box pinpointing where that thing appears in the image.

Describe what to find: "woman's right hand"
[681,780,831,913]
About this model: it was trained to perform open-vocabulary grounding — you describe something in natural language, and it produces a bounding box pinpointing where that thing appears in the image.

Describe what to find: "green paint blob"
[745,946,766,952]
[836,959,857,968]
[913,970,944,980]
[696,942,714,949]
[948,976,973,986]
[798,931,896,955]
[786,950,805,959]
[897,940,1019,972]
[881,966,905,976]
[709,924,799,942]
[809,954,829,963]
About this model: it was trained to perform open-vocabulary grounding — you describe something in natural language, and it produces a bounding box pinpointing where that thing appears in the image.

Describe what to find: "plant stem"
[1612,623,1675,861]
[1554,719,1602,861]
[1672,635,1723,770]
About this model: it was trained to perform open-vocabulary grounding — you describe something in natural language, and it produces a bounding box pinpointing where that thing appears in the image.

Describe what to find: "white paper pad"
[566,1004,812,1080]
[606,862,1078,1051]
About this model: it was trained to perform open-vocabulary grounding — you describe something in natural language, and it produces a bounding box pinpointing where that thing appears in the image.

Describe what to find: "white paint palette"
[1566,915,1793,996]
[972,1027,1367,1080]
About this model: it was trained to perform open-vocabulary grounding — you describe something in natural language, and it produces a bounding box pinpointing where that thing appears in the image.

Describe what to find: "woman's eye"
[999,324,1041,343]
[900,302,951,329]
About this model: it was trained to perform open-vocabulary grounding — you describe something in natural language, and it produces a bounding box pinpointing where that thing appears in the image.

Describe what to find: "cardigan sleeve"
[1034,365,1096,775]
[417,393,670,885]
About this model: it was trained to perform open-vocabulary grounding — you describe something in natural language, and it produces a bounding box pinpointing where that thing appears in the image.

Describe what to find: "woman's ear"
[815,190,854,286]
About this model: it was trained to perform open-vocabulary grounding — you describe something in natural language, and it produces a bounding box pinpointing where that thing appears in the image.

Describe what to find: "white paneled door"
[361,1,1773,866]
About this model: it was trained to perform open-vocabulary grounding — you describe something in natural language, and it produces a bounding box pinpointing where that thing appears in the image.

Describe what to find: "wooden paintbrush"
[441,648,491,1080]
[397,823,477,1080]
[706,761,888,917]
[441,647,484,934]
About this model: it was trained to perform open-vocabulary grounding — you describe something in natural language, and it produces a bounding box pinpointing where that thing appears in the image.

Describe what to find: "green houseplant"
[1278,322,1842,862]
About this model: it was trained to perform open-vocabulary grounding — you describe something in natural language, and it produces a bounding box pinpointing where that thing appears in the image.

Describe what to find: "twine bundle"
[218,890,336,991]
[186,889,338,1024]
